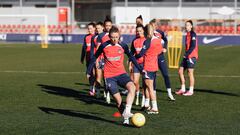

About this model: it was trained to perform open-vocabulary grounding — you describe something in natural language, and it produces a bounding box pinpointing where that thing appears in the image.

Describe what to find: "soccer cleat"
[122,112,133,119]
[106,92,111,104]
[175,89,185,95]
[183,91,194,96]
[140,106,151,112]
[135,96,139,105]
[123,118,130,125]
[103,91,106,98]
[168,93,176,101]
[147,109,159,114]
[89,91,95,96]
[96,90,101,99]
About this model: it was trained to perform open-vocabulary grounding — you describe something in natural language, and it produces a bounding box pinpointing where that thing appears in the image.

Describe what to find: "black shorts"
[180,57,197,69]
[133,63,143,73]
[105,73,132,95]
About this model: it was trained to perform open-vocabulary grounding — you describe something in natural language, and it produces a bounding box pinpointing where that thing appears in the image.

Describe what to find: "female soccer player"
[104,15,112,33]
[129,24,146,106]
[175,20,198,96]
[124,15,144,98]
[80,22,96,95]
[96,16,112,103]
[135,24,163,114]
[149,19,175,101]
[136,15,143,25]
[89,22,105,97]
[87,26,143,124]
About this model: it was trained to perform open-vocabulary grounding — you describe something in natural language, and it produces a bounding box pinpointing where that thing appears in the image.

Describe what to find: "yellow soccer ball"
[131,113,146,127]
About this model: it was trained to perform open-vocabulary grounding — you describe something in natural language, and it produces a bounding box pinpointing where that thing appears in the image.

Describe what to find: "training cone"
[112,111,121,118]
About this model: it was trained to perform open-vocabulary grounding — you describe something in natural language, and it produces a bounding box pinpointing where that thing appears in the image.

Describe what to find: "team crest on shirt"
[118,49,122,54]
[142,45,146,49]
[192,37,196,40]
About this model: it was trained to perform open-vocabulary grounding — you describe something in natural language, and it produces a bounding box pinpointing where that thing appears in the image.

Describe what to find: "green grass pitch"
[0,44,239,135]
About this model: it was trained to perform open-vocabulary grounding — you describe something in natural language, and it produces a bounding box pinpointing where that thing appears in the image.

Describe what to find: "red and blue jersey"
[135,36,163,72]
[81,34,95,63]
[90,34,98,60]
[98,32,110,44]
[184,31,198,59]
[87,40,143,78]
[97,32,110,59]
[130,37,146,64]
[154,29,168,49]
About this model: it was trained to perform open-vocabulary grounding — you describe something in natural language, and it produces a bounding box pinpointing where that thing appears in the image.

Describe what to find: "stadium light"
[57,0,60,8]
[20,0,22,7]
[234,0,237,34]
[71,0,75,27]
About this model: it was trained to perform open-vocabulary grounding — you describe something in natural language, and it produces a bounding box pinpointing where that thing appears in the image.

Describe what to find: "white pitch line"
[164,74,240,78]
[0,70,83,74]
[0,70,240,78]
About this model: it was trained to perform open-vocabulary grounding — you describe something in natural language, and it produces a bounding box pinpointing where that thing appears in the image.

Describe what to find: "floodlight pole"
[125,0,128,7]
[209,0,212,21]
[125,0,128,22]
[56,0,60,8]
[178,0,182,28]
[234,0,237,34]
[71,0,75,27]
[20,0,23,33]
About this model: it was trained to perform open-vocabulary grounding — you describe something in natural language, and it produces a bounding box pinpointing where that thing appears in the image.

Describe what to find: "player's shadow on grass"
[156,88,239,97]
[155,89,167,93]
[75,82,90,87]
[75,82,105,89]
[38,107,120,126]
[194,89,239,97]
[38,84,117,108]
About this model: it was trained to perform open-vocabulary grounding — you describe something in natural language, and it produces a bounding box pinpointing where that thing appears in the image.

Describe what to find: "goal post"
[167,31,183,69]
[0,14,48,48]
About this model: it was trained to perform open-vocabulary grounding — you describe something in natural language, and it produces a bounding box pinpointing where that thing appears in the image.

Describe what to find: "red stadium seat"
[29,29,34,33]
[27,25,31,29]
[229,26,234,34]
[237,26,240,34]
[12,25,16,29]
[215,26,221,34]
[198,26,204,34]
[57,25,62,29]
[49,29,54,34]
[209,26,215,34]
[14,29,19,33]
[203,26,209,34]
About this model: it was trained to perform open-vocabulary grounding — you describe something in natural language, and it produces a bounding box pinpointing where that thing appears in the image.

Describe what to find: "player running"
[175,20,198,96]
[89,22,105,97]
[149,19,175,101]
[104,15,112,33]
[97,16,112,103]
[87,26,144,125]
[80,22,96,95]
[129,24,146,106]
[135,24,163,114]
